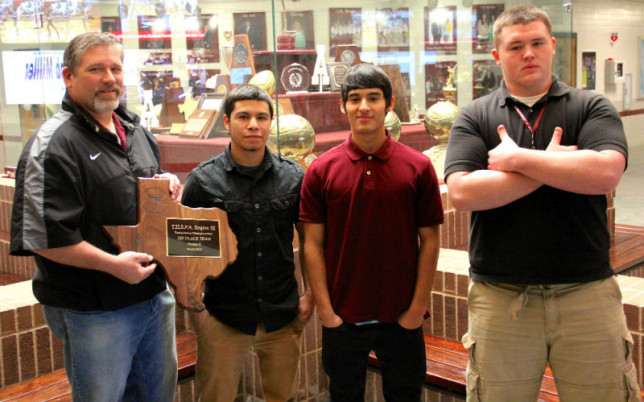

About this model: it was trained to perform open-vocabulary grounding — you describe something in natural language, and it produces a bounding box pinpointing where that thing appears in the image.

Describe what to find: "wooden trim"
[620,108,644,117]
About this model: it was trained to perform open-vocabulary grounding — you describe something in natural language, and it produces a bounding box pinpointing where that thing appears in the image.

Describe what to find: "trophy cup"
[222,29,234,72]
[206,30,233,94]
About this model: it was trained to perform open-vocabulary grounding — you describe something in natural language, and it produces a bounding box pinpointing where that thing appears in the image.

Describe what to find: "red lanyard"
[513,102,547,149]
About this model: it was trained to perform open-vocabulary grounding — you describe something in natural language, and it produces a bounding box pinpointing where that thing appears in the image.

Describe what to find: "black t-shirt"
[444,78,628,284]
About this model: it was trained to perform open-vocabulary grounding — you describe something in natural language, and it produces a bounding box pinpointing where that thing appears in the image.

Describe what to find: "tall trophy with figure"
[206,30,234,94]
[423,65,459,181]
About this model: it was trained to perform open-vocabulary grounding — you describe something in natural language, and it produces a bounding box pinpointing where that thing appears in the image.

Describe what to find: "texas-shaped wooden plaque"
[104,178,238,311]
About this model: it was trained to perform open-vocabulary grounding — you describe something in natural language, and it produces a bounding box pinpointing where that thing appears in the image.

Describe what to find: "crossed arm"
[446,125,626,211]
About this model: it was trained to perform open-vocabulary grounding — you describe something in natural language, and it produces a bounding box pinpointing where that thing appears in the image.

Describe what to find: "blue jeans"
[44,288,177,402]
[322,322,426,402]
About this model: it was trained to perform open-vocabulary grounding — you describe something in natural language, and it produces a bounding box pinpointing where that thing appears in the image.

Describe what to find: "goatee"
[94,98,120,113]
[94,86,123,113]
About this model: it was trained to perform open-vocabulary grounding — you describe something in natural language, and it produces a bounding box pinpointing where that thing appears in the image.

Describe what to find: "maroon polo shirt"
[300,134,444,323]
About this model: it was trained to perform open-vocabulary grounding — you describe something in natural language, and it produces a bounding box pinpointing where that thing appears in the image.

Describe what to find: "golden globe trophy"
[384,111,401,141]
[248,70,276,97]
[423,65,459,181]
[268,114,316,168]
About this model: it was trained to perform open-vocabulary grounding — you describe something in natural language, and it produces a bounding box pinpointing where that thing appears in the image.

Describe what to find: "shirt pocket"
[223,199,244,213]
[269,193,298,231]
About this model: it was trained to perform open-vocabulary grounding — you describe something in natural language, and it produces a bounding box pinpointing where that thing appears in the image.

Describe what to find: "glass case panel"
[0,0,573,172]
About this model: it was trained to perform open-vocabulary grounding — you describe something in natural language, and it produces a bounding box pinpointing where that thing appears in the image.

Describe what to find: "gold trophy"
[423,65,459,181]
[222,29,234,72]
[268,114,316,168]
[248,70,276,97]
[206,30,234,94]
[384,111,401,141]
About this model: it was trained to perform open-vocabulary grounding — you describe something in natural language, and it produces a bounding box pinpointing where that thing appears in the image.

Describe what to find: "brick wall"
[0,177,627,400]
[0,177,328,400]
[0,178,37,281]
[0,281,64,388]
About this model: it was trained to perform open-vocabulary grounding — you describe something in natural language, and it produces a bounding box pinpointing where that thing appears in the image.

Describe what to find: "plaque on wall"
[335,44,361,66]
[327,62,350,91]
[230,34,256,86]
[329,8,362,58]
[233,12,267,51]
[280,63,311,93]
[376,8,410,53]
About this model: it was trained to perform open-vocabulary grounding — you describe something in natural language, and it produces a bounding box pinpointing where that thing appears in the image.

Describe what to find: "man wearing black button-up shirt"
[181,85,313,402]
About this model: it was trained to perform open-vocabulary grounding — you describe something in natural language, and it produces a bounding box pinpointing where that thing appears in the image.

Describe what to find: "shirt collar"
[498,75,570,107]
[222,143,275,177]
[344,130,395,162]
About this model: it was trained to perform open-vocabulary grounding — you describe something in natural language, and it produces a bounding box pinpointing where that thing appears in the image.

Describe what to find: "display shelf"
[278,91,349,133]
[157,123,436,183]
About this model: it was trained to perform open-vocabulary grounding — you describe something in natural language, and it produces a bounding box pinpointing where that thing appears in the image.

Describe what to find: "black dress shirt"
[181,145,304,334]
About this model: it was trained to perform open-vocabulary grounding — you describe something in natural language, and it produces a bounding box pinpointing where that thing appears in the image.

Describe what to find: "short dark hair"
[341,64,393,110]
[64,32,124,73]
[223,85,274,119]
[493,5,553,49]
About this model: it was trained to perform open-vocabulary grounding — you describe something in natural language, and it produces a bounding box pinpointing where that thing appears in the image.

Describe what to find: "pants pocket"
[292,315,306,332]
[622,363,640,402]
[621,331,641,402]
[463,332,481,402]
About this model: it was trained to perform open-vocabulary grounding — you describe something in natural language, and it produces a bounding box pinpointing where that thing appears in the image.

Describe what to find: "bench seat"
[368,334,644,402]
[0,274,23,286]
[0,331,197,402]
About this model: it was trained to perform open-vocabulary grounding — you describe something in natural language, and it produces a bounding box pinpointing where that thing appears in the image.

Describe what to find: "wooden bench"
[0,273,23,286]
[3,330,644,401]
[612,224,644,274]
[0,331,197,401]
[369,334,644,402]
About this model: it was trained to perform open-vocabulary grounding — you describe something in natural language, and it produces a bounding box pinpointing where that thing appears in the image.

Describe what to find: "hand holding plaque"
[104,178,239,311]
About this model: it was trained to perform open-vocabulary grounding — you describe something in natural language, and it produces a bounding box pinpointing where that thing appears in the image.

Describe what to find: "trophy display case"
[0,0,574,178]
[0,2,576,401]
[130,0,572,182]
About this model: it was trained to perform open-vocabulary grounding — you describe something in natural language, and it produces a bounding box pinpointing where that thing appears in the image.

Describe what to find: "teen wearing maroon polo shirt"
[300,63,444,401]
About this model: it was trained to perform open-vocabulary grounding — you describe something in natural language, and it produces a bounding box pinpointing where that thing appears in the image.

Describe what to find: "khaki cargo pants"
[464,277,641,402]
